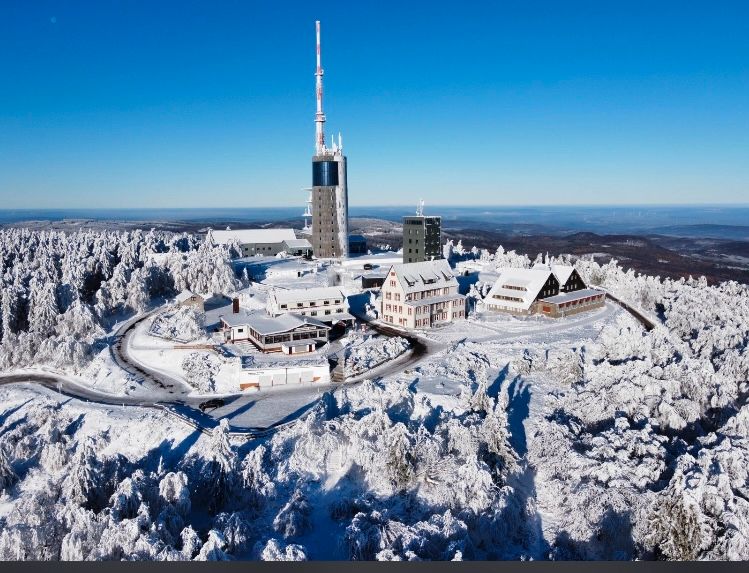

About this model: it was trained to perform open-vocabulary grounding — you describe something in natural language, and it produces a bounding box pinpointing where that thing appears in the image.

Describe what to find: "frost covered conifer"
[202,420,237,512]
[273,488,311,539]
[0,446,17,492]
[196,529,231,561]
[385,423,414,491]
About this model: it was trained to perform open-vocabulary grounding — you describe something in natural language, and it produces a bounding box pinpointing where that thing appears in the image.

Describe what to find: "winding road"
[1,293,654,436]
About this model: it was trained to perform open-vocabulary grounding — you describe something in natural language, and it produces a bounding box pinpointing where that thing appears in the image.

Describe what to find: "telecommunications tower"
[308,20,349,259]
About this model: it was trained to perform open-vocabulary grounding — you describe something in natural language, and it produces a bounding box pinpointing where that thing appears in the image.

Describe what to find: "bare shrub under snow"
[150,307,205,343]
[181,352,222,393]
[343,335,410,376]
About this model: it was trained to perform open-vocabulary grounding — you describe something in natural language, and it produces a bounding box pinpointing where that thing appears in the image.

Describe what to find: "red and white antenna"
[314,20,326,154]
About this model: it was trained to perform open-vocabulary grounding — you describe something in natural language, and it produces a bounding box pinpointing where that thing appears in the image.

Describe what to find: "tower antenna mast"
[314,20,326,154]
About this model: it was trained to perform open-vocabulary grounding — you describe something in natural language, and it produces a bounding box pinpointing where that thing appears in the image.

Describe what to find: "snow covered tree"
[385,423,415,492]
[273,488,311,539]
[201,420,237,512]
[0,446,17,492]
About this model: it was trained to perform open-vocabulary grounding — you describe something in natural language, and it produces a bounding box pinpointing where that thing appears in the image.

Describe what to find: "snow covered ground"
[3,227,749,561]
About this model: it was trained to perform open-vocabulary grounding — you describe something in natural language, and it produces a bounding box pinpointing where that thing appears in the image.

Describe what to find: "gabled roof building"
[380,260,465,329]
[175,289,205,312]
[532,262,586,293]
[484,268,560,315]
[484,264,604,318]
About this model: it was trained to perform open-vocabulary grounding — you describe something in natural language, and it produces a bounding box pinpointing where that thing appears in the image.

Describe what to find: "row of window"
[555,295,602,309]
[492,294,523,303]
[279,299,342,309]
[487,304,528,314]
[299,308,344,316]
[406,287,451,300]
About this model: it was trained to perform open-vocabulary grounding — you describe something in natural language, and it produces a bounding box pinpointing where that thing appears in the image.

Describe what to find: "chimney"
[232,298,240,314]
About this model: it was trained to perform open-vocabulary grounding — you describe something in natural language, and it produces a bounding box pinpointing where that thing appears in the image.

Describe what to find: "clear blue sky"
[1,0,747,209]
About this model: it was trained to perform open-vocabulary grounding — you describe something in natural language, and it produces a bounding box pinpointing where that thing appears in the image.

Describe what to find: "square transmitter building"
[403,214,442,263]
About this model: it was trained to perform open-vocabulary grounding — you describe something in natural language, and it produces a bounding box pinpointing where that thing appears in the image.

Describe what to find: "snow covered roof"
[541,288,604,305]
[319,311,356,323]
[387,260,457,294]
[175,289,201,303]
[242,313,329,336]
[532,262,577,286]
[217,308,257,327]
[282,238,312,249]
[271,286,347,305]
[485,268,555,311]
[210,228,297,245]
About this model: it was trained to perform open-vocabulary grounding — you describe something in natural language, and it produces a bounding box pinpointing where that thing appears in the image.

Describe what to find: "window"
[336,308,343,313]
[311,311,317,316]
[325,310,331,315]
[324,300,330,305]
[237,328,244,333]
[280,304,287,309]
[297,302,303,307]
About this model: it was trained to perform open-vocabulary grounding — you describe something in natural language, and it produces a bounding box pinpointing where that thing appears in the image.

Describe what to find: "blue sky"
[0,0,747,209]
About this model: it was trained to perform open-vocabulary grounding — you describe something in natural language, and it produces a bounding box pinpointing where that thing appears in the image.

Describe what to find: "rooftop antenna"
[314,20,326,155]
[416,199,425,217]
[301,187,313,231]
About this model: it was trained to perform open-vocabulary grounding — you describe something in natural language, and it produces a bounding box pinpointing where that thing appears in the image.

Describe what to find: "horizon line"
[2,202,749,212]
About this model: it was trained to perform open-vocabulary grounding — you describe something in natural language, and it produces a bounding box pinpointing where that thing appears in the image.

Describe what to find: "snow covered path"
[467,302,618,343]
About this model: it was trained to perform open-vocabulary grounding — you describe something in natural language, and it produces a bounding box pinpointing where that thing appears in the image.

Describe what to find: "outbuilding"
[175,290,205,312]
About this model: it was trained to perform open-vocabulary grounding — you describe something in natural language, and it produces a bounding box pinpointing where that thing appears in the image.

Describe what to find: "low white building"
[484,268,559,315]
[238,359,330,391]
[380,260,465,329]
[219,310,330,352]
[266,286,354,325]
[210,228,312,257]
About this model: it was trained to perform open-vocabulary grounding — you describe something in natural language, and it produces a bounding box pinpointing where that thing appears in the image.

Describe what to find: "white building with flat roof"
[380,260,465,329]
[210,228,312,257]
[266,286,354,325]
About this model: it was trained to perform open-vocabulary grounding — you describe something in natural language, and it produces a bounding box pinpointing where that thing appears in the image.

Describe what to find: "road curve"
[600,292,656,331]
[109,309,192,396]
